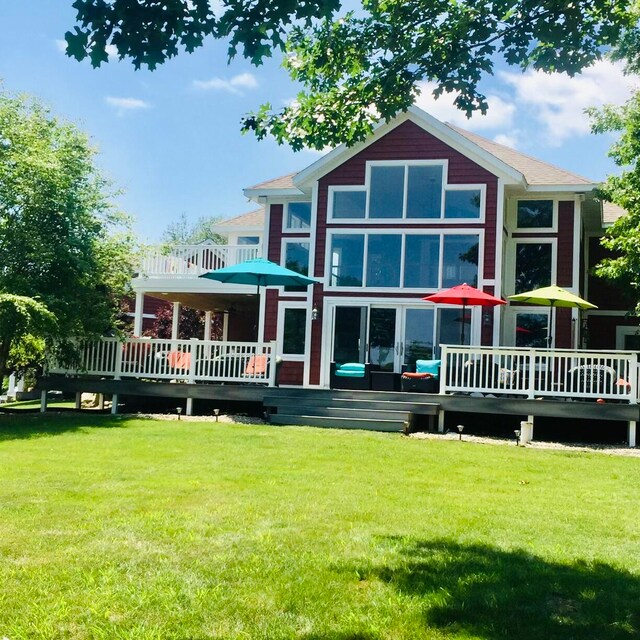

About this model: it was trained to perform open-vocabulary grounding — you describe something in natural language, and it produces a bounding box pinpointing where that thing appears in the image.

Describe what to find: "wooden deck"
[37,375,638,445]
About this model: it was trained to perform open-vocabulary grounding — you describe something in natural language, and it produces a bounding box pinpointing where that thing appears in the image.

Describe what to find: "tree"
[589,91,640,313]
[145,305,223,341]
[0,90,135,379]
[161,213,226,245]
[65,0,638,149]
[0,294,57,379]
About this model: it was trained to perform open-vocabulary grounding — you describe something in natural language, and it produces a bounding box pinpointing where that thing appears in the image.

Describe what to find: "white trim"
[572,197,582,348]
[505,237,558,298]
[277,301,309,361]
[513,197,559,233]
[279,237,312,299]
[526,184,597,193]
[294,107,525,189]
[587,310,632,317]
[244,187,303,199]
[494,179,505,346]
[616,325,640,350]
[324,228,485,293]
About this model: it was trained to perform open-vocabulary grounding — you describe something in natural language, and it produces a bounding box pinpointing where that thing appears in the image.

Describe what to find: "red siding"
[279,361,304,386]
[308,120,500,385]
[557,201,574,288]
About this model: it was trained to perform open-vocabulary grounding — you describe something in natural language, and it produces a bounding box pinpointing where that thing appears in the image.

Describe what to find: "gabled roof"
[216,207,265,227]
[602,202,626,226]
[244,106,599,197]
[447,125,594,188]
[244,173,302,198]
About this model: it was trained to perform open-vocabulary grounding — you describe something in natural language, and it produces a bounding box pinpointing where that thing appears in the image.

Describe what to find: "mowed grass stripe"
[0,414,638,639]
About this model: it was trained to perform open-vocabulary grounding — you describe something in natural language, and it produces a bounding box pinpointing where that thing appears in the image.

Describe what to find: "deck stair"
[263,388,439,432]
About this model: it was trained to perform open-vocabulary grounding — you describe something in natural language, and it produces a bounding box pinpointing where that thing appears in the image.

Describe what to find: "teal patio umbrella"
[200,257,319,293]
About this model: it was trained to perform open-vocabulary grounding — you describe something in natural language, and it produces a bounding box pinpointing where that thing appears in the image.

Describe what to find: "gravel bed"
[130,413,265,425]
[410,431,640,457]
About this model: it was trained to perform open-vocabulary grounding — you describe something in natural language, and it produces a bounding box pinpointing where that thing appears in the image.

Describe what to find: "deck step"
[264,395,439,414]
[269,414,406,431]
[270,406,411,421]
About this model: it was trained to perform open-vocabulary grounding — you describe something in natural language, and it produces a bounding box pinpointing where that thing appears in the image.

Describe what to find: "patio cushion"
[415,359,441,377]
[402,372,433,380]
[335,363,366,378]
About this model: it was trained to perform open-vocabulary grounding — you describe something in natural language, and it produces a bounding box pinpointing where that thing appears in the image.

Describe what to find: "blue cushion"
[335,370,365,378]
[335,362,365,378]
[337,363,365,372]
[416,359,441,376]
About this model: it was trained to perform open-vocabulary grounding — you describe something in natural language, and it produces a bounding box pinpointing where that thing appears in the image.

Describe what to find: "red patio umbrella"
[423,283,507,343]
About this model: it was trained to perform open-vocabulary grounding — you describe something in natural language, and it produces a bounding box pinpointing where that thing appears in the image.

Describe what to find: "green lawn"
[0,415,638,640]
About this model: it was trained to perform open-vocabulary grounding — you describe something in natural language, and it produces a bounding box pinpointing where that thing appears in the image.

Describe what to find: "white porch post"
[40,389,47,413]
[7,373,16,400]
[222,311,229,341]
[171,302,181,340]
[204,310,212,341]
[133,291,145,336]
[186,397,194,416]
[111,394,119,414]
[628,421,637,448]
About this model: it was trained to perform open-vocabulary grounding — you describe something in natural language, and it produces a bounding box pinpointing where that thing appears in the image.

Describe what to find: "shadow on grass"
[0,412,127,441]
[344,537,640,640]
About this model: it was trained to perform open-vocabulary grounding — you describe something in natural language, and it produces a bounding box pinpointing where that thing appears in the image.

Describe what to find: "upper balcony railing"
[138,243,262,278]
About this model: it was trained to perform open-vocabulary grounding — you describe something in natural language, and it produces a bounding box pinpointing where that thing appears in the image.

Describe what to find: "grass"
[0,414,639,639]
[0,398,76,410]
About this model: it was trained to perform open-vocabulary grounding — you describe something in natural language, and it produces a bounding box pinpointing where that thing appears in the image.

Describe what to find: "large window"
[329,162,484,222]
[330,234,365,287]
[283,241,310,292]
[517,200,553,229]
[442,235,479,287]
[366,234,402,287]
[329,232,480,289]
[404,235,439,289]
[285,202,312,230]
[515,242,553,293]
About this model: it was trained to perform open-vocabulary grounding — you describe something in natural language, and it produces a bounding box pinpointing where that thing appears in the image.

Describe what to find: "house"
[129,106,636,389]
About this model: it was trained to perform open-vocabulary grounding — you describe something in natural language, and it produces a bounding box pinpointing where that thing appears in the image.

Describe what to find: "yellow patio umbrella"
[508,285,597,347]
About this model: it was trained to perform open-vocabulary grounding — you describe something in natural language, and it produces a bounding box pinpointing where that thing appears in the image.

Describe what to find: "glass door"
[332,306,367,364]
[402,308,435,367]
[368,307,398,371]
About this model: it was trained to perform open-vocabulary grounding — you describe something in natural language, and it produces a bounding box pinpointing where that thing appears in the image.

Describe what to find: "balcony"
[137,243,262,279]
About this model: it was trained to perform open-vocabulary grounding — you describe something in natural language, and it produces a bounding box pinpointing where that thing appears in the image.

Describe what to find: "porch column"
[171,302,181,340]
[133,291,145,336]
[222,311,229,341]
[111,394,119,415]
[7,373,16,400]
[186,397,194,416]
[629,421,637,448]
[40,390,47,413]
[204,310,212,341]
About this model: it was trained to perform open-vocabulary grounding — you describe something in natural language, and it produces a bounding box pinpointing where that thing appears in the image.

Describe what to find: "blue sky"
[0,2,636,242]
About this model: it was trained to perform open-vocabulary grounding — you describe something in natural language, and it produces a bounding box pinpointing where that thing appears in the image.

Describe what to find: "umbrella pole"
[460,302,466,344]
[547,302,555,348]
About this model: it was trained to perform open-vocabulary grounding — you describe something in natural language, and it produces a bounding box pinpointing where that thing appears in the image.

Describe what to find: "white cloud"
[493,132,519,148]
[414,81,516,131]
[499,60,639,146]
[105,96,151,115]
[193,72,259,94]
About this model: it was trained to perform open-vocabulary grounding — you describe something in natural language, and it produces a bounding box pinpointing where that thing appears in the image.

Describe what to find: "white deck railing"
[49,337,278,386]
[139,243,262,278]
[440,345,639,403]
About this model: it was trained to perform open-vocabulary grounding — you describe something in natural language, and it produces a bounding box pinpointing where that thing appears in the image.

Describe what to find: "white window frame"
[283,200,313,233]
[279,237,312,298]
[277,301,309,361]
[508,237,558,297]
[443,184,486,221]
[325,228,485,293]
[512,197,558,233]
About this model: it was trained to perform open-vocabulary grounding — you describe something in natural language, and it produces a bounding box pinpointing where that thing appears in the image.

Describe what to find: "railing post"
[439,346,448,395]
[527,349,536,399]
[188,339,198,384]
[114,341,123,381]
[269,341,278,387]
[629,353,638,405]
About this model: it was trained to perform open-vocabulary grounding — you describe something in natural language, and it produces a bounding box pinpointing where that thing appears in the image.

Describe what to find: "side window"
[517,200,554,229]
[282,308,307,355]
[515,243,552,293]
[285,202,312,230]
